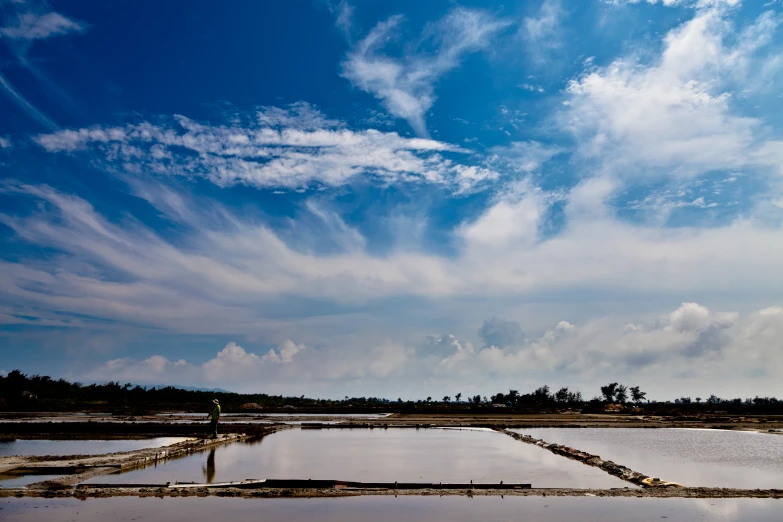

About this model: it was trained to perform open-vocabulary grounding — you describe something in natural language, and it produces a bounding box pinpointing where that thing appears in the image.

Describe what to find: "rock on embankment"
[501,429,681,488]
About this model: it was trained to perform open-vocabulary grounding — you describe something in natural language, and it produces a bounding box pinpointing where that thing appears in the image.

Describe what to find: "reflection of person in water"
[203,448,216,484]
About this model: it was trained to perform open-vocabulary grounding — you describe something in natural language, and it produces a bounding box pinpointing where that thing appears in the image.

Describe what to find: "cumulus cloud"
[423,302,783,399]
[478,317,524,348]
[0,11,86,40]
[341,8,510,136]
[88,340,304,386]
[33,103,499,191]
[564,3,781,179]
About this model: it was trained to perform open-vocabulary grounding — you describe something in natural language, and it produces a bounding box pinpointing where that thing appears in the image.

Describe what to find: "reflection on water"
[84,428,628,488]
[0,473,64,488]
[203,449,216,484]
[0,438,193,457]
[513,428,783,489]
[2,496,782,521]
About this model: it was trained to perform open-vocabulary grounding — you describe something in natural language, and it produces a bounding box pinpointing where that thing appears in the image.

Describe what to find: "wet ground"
[0,438,193,457]
[83,428,629,488]
[3,496,782,521]
[512,428,783,489]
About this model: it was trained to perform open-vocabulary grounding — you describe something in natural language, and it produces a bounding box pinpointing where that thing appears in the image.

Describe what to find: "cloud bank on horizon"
[1,0,783,399]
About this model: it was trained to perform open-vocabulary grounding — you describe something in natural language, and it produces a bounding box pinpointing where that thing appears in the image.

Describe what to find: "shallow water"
[512,428,783,489]
[84,428,629,488]
[0,437,192,457]
[2,496,781,521]
[0,474,64,488]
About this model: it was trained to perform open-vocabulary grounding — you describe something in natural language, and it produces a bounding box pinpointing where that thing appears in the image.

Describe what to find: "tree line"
[3,370,782,413]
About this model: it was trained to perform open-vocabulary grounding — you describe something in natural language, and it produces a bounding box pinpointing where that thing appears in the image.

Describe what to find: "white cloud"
[0,12,86,40]
[423,302,783,399]
[4,178,783,335]
[89,340,304,385]
[326,0,353,37]
[341,8,510,136]
[0,136,10,149]
[604,0,741,6]
[488,141,563,172]
[458,181,545,248]
[564,4,781,179]
[4,178,783,397]
[521,0,564,61]
[33,103,499,191]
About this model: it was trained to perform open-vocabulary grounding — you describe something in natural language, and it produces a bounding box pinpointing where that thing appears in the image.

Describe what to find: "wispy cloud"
[0,11,86,40]
[326,0,353,38]
[521,0,564,61]
[488,141,563,172]
[33,102,501,191]
[0,73,58,129]
[341,8,511,137]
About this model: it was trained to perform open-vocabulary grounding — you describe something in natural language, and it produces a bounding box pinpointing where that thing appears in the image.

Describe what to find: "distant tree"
[507,389,519,406]
[615,385,628,404]
[630,386,646,403]
[532,385,551,402]
[706,394,721,404]
[695,397,702,403]
[426,396,432,402]
[601,383,619,403]
[679,396,692,404]
[443,396,450,403]
[455,393,462,403]
[472,395,482,405]
[555,387,570,403]
[568,391,583,403]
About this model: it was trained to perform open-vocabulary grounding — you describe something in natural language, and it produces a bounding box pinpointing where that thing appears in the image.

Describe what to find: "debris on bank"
[501,429,681,488]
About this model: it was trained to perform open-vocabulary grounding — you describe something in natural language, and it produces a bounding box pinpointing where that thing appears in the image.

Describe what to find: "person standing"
[207,398,221,439]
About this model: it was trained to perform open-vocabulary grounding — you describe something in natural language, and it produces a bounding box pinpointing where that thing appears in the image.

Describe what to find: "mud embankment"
[1,425,290,489]
[2,485,782,499]
[500,429,679,488]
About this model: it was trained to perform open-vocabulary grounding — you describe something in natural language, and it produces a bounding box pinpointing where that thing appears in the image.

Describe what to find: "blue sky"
[2,0,783,399]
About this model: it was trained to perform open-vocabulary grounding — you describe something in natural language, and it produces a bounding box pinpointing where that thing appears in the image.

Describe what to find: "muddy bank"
[4,412,783,433]
[0,422,284,438]
[1,426,289,489]
[500,429,678,488]
[2,485,782,499]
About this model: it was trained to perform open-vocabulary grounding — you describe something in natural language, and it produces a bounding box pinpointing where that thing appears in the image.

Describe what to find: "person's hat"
[213,399,219,404]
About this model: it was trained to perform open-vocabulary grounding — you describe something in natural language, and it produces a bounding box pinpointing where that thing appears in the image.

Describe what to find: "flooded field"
[3,496,781,521]
[513,428,783,489]
[84,428,629,488]
[0,437,193,457]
